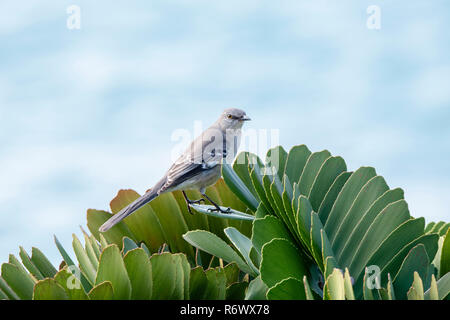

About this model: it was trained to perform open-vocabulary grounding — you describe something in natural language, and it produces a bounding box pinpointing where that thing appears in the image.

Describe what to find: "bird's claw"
[207,207,232,214]
[188,198,205,205]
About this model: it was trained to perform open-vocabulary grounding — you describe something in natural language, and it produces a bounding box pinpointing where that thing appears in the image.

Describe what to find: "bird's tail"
[99,189,159,232]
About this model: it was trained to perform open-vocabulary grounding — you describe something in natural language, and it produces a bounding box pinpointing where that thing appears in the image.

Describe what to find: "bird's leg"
[182,191,205,214]
[202,193,231,213]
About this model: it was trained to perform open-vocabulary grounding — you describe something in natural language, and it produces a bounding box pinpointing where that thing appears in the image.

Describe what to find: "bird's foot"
[207,206,232,214]
[188,198,205,205]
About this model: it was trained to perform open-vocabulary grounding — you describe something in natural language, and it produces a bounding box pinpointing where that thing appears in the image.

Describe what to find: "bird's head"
[218,108,251,130]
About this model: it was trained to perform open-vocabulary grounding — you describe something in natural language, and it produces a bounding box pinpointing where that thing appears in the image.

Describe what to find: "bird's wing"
[163,126,224,190]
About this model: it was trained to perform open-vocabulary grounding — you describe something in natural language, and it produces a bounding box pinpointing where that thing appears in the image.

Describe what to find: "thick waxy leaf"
[324,268,345,300]
[441,228,450,276]
[88,281,114,300]
[224,227,258,274]
[33,279,69,300]
[245,276,268,300]
[407,272,424,300]
[0,276,20,300]
[339,188,405,263]
[260,238,308,288]
[18,247,43,280]
[1,263,35,300]
[303,276,315,300]
[308,156,347,211]
[123,248,152,300]
[54,235,92,292]
[30,247,57,279]
[72,234,96,285]
[226,282,248,300]
[284,145,311,185]
[393,244,430,300]
[189,266,227,300]
[149,193,195,258]
[150,253,189,299]
[222,163,259,211]
[324,167,377,239]
[344,268,355,300]
[348,200,411,280]
[332,175,389,256]
[265,146,288,182]
[232,152,261,200]
[252,215,294,255]
[267,277,306,300]
[298,150,331,196]
[317,171,352,223]
[183,230,255,276]
[424,272,450,300]
[95,244,132,300]
[54,268,89,300]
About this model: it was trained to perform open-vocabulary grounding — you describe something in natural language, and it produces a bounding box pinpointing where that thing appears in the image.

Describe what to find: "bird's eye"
[227,114,232,119]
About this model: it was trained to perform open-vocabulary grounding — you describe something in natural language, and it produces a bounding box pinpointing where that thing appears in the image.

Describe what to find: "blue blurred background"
[0,1,449,265]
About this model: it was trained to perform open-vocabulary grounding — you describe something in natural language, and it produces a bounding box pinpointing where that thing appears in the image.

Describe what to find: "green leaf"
[303,276,315,300]
[33,279,69,300]
[0,276,20,300]
[425,274,439,300]
[148,192,195,258]
[30,247,57,278]
[324,167,377,239]
[260,238,308,288]
[441,228,450,277]
[324,268,345,300]
[344,268,355,300]
[123,248,152,300]
[1,263,35,300]
[284,145,312,185]
[150,253,185,300]
[122,236,139,255]
[232,152,261,200]
[265,146,288,182]
[425,272,450,300]
[54,268,89,300]
[226,282,248,300]
[222,163,259,211]
[224,227,258,274]
[393,244,430,300]
[299,150,331,196]
[332,175,389,256]
[407,272,424,300]
[54,235,92,293]
[245,276,268,300]
[19,247,43,280]
[317,171,352,223]
[323,268,345,300]
[308,156,347,211]
[349,200,411,281]
[252,215,294,255]
[95,244,132,300]
[267,277,306,300]
[72,234,96,285]
[183,230,254,275]
[88,281,114,300]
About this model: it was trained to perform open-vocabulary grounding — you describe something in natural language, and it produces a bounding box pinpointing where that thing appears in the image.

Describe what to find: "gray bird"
[99,108,250,232]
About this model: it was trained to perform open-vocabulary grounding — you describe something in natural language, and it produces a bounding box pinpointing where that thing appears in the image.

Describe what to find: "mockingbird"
[99,108,250,232]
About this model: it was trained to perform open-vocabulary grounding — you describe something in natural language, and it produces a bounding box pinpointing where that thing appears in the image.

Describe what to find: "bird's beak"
[240,115,251,121]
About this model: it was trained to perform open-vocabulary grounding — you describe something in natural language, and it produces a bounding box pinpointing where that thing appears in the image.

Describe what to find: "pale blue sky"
[0,1,449,264]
